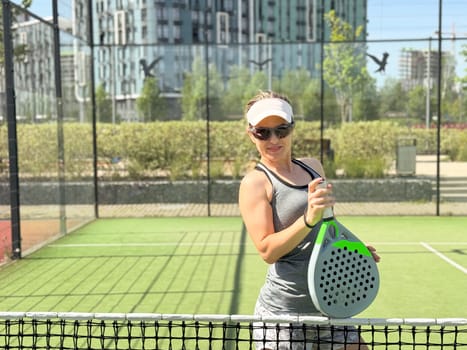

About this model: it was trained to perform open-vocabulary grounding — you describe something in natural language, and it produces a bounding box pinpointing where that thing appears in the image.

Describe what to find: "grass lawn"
[0,216,466,318]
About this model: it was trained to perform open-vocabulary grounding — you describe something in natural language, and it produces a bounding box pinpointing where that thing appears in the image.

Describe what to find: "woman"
[238,91,379,350]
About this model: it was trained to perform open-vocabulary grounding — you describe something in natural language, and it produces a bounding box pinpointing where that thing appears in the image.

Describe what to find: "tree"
[353,79,380,121]
[223,66,279,120]
[95,84,113,123]
[181,56,224,120]
[406,85,426,120]
[279,68,312,117]
[0,0,32,66]
[378,78,408,118]
[301,79,321,121]
[136,77,167,121]
[443,90,463,123]
[322,10,371,123]
[240,70,269,105]
[222,66,251,118]
[456,44,467,122]
[301,80,340,123]
[461,44,467,85]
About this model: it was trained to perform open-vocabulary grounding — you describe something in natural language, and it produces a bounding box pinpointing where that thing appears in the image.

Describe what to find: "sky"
[12,1,60,17]
[28,2,51,16]
[13,0,467,84]
[367,0,467,40]
[365,0,467,85]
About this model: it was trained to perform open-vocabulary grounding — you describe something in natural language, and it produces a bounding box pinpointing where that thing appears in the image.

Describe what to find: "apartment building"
[80,0,367,119]
[399,47,455,91]
[10,0,366,121]
[10,16,73,122]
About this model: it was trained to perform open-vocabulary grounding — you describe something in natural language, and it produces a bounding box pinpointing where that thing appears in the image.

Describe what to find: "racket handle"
[323,207,334,219]
[317,179,334,220]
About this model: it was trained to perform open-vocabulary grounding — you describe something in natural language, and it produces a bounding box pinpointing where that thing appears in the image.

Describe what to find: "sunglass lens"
[250,124,293,140]
[253,128,271,140]
[275,125,292,138]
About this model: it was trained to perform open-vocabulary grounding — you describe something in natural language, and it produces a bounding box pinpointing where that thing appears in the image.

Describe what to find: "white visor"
[246,98,293,126]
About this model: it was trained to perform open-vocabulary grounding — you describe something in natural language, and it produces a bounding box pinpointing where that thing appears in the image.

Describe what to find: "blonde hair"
[244,90,291,118]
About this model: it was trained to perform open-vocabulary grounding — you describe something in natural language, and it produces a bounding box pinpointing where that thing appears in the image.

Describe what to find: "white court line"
[50,242,467,247]
[420,242,467,275]
[369,242,467,245]
[50,243,241,248]
[49,242,467,248]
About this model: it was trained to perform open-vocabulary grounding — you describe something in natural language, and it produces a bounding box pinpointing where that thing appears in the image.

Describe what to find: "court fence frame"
[0,0,466,262]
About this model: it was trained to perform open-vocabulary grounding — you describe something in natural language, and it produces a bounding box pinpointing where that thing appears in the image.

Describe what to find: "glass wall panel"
[3,4,96,259]
[2,0,466,230]
[0,52,10,263]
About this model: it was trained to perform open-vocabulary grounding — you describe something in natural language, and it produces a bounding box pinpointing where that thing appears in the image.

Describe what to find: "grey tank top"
[255,159,322,314]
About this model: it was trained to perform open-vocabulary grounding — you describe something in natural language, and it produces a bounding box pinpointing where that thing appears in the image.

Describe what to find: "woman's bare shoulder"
[239,167,272,209]
[296,157,325,177]
[240,167,268,188]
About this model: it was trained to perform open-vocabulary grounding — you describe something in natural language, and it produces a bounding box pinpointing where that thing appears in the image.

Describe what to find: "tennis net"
[0,312,466,349]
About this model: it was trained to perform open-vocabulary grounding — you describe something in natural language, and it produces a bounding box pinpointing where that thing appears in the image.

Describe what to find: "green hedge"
[0,121,465,180]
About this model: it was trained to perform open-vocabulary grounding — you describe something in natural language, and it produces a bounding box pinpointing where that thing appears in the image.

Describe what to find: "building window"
[192,26,200,42]
[157,7,168,21]
[162,25,169,38]
[216,12,229,44]
[114,11,127,45]
[306,0,317,42]
[173,26,181,40]
[19,31,28,45]
[173,8,180,22]
[224,0,233,11]
[77,51,87,86]
[96,0,103,13]
[256,33,267,43]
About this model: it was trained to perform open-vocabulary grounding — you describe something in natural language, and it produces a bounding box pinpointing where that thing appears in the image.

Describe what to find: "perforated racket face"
[308,220,380,318]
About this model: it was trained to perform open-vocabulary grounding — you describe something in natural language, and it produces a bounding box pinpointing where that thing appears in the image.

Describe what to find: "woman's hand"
[367,245,381,263]
[304,178,335,227]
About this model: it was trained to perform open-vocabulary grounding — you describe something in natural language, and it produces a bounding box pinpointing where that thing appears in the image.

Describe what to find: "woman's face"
[248,115,294,162]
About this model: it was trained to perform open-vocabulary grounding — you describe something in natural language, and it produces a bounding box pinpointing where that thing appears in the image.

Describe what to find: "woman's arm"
[239,166,334,264]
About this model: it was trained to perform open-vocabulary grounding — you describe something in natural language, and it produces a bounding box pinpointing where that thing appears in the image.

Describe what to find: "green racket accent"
[332,240,372,257]
[315,220,337,244]
[316,219,372,257]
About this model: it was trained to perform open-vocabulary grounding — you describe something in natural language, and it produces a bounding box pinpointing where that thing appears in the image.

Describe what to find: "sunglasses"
[249,122,294,141]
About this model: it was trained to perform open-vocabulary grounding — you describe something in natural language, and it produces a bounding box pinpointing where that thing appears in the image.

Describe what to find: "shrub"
[0,121,465,181]
[441,129,467,161]
[409,128,437,154]
[334,121,398,178]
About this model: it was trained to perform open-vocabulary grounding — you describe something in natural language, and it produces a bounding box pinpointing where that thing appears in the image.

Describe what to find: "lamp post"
[433,29,467,123]
[426,37,432,129]
[94,10,117,124]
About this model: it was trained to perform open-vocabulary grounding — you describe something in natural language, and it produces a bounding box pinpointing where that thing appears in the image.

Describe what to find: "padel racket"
[307,181,379,318]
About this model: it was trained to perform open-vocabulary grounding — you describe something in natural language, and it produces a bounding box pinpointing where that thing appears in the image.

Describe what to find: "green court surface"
[0,216,465,318]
